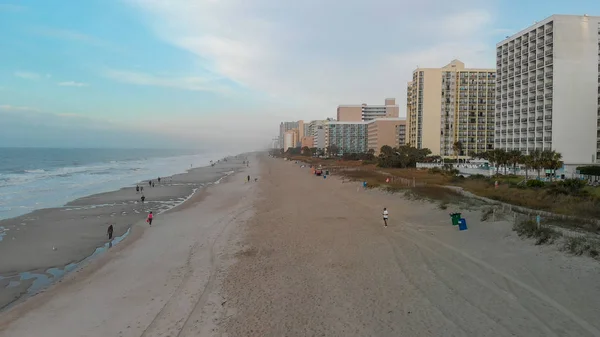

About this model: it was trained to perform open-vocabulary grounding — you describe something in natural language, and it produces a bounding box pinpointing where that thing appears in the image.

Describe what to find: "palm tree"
[521,154,533,180]
[452,141,463,162]
[542,150,563,181]
[508,150,522,175]
[530,149,543,179]
[497,149,510,175]
[326,145,340,157]
[488,149,507,175]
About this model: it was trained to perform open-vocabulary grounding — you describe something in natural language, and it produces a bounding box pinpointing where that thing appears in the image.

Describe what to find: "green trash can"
[325,170,330,175]
[450,213,462,226]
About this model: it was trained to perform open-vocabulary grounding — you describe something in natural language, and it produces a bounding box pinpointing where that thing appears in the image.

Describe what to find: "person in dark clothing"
[149,180,152,187]
[141,195,146,203]
[140,186,144,192]
[152,182,155,188]
[107,224,114,240]
[136,185,140,193]
[158,177,161,184]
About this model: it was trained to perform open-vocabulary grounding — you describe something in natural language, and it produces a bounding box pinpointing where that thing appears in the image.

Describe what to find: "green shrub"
[547,179,588,196]
[513,218,560,245]
[562,236,600,257]
[447,169,460,176]
[429,167,442,174]
[526,180,545,188]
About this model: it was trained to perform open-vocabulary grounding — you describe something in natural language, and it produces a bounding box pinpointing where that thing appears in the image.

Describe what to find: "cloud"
[58,81,89,87]
[102,68,229,93]
[14,71,42,80]
[125,0,498,118]
[0,104,40,112]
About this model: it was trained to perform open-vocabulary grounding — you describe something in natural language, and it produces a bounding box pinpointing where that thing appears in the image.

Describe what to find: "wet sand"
[0,156,247,310]
[0,155,260,337]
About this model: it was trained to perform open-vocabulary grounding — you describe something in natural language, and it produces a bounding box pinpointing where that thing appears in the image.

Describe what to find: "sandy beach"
[2,154,600,337]
[0,156,246,310]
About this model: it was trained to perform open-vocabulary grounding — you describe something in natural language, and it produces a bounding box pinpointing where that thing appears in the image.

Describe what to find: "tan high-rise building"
[337,99,399,122]
[298,120,305,145]
[283,129,299,151]
[301,136,314,148]
[367,118,406,154]
[407,60,496,157]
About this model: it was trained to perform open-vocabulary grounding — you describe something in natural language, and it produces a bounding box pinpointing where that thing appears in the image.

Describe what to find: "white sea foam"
[0,152,229,220]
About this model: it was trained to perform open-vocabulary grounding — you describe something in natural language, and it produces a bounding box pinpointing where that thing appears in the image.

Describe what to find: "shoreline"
[0,154,249,310]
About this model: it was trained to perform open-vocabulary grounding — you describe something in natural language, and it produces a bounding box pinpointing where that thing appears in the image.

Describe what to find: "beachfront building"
[367,118,406,154]
[337,99,399,122]
[495,14,600,169]
[407,60,496,157]
[301,136,314,148]
[397,122,407,146]
[279,121,299,148]
[306,119,332,150]
[283,129,299,151]
[298,120,305,146]
[325,121,368,155]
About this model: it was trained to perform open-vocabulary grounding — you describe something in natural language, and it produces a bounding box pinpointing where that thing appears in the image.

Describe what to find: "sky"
[0,0,599,150]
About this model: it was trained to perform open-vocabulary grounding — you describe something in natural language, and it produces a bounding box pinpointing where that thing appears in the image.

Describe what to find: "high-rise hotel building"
[407,60,496,157]
[495,14,600,165]
[337,99,399,122]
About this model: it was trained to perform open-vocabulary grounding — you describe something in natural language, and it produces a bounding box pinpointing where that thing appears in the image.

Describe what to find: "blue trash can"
[458,218,468,231]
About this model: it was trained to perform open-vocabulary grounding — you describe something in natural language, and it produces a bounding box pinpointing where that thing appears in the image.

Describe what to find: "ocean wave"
[0,152,220,220]
[24,169,46,174]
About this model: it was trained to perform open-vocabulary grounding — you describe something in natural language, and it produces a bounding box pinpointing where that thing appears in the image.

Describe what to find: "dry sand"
[220,156,600,337]
[2,154,600,337]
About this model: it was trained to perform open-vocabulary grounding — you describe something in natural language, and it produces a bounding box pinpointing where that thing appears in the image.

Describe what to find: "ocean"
[0,148,221,220]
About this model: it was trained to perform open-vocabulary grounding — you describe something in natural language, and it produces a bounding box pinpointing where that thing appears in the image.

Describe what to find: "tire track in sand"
[335,187,599,337]
[138,200,253,337]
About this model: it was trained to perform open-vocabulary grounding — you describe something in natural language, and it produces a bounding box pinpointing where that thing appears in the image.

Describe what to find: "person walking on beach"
[152,182,155,188]
[136,185,139,194]
[140,186,144,192]
[141,195,146,203]
[247,175,250,183]
[147,211,153,226]
[149,180,152,187]
[158,177,161,184]
[107,224,114,240]
[383,208,389,227]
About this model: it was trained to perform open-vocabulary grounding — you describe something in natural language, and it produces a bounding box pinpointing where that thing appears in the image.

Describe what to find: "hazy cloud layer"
[0,104,40,112]
[57,81,89,87]
[126,0,499,118]
[102,68,229,93]
[14,71,42,80]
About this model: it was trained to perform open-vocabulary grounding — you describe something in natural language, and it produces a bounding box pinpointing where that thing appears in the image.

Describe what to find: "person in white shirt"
[383,208,389,227]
